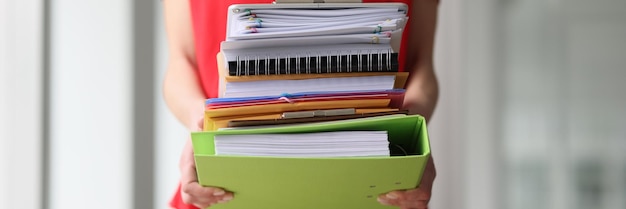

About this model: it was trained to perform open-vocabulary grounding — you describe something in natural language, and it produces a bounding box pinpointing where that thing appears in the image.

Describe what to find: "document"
[223,75,396,98]
[229,7,407,39]
[214,131,390,157]
[221,3,409,76]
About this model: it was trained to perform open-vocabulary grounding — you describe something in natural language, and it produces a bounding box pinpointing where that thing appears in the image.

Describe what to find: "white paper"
[240,7,400,18]
[222,75,396,98]
[228,7,407,40]
[214,131,390,157]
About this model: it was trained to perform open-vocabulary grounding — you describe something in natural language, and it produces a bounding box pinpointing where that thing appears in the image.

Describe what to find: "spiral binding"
[245,55,250,76]
[265,55,270,75]
[325,52,331,74]
[336,52,341,73]
[386,49,392,71]
[295,54,301,74]
[235,56,240,76]
[376,51,383,72]
[304,54,310,75]
[345,52,351,73]
[254,56,260,76]
[315,54,322,74]
[367,53,373,72]
[274,55,280,75]
[229,49,398,76]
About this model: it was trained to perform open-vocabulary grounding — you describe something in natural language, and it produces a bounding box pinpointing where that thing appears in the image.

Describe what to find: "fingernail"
[386,193,398,199]
[222,195,233,201]
[213,189,225,196]
[377,197,391,205]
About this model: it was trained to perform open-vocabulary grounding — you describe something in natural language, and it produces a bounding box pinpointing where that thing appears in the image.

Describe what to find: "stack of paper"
[200,2,418,158]
[223,75,396,98]
[220,4,408,77]
[228,7,406,40]
[191,3,432,209]
[214,131,389,157]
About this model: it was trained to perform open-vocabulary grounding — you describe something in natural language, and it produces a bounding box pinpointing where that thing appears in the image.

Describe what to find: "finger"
[183,192,215,209]
[195,116,204,131]
[187,185,231,203]
[395,188,430,209]
[398,190,428,209]
[377,196,395,206]
[206,187,226,196]
[190,192,233,208]
[182,182,215,197]
[193,202,212,209]
[184,194,221,209]
[184,185,231,207]
[216,192,234,203]
[182,187,218,207]
[379,190,429,208]
[400,200,428,209]
[386,191,406,200]
[377,191,404,206]
[404,187,431,201]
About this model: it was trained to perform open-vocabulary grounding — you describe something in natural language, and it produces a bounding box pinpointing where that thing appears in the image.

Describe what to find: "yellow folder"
[192,114,431,209]
[206,108,399,131]
[204,99,391,130]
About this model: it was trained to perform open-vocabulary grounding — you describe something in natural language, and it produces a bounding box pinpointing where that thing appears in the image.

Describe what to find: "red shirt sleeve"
[169,183,199,209]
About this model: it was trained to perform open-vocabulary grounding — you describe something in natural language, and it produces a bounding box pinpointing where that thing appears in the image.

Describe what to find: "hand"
[179,117,234,208]
[377,157,436,209]
[180,137,234,208]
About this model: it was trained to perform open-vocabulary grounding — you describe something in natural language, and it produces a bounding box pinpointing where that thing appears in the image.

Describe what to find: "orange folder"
[205,108,398,131]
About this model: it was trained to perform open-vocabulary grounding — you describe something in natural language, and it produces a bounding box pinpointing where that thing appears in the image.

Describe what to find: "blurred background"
[1,0,625,209]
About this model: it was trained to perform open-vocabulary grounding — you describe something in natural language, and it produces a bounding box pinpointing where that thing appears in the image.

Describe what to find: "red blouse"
[171,1,413,208]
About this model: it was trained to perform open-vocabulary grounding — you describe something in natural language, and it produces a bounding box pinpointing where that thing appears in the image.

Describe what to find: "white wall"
[428,0,468,208]
[499,1,626,209]
[0,1,43,209]
[48,0,132,209]
[463,0,501,209]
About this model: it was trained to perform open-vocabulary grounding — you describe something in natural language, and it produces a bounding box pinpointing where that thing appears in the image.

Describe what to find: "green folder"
[191,114,431,209]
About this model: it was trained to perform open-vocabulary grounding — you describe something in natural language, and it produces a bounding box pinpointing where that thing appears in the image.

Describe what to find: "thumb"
[195,116,204,131]
[191,101,206,132]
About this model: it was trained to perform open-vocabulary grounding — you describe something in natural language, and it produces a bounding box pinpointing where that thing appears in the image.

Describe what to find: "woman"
[162,0,439,208]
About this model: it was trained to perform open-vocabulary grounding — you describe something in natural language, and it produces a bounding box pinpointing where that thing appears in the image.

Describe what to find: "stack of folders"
[192,3,431,209]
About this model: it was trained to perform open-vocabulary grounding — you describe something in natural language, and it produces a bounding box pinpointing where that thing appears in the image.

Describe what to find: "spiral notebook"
[221,3,409,76]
